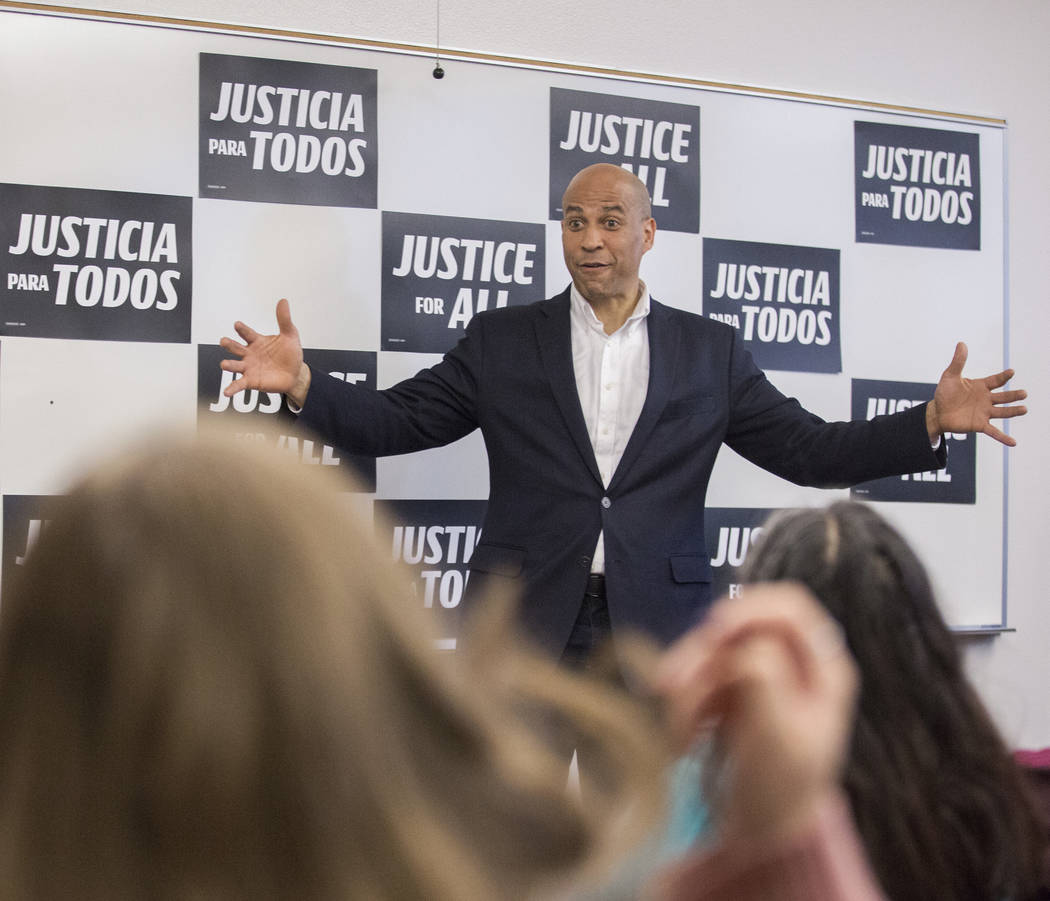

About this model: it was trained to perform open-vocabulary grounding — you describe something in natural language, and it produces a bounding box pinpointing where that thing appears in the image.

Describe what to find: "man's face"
[561,166,655,306]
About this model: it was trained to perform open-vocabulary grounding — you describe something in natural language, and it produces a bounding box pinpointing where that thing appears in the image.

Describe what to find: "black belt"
[584,573,606,598]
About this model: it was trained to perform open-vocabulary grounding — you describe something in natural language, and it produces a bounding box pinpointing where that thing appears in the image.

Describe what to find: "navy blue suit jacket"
[299,289,945,654]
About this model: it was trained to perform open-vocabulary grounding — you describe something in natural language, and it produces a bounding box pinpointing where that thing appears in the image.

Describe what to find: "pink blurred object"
[1016,748,1050,772]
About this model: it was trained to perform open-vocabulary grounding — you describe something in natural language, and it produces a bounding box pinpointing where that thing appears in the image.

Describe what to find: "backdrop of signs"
[0,9,1007,630]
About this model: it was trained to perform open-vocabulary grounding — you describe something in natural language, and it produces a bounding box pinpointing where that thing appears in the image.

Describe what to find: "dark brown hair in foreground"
[742,500,1046,901]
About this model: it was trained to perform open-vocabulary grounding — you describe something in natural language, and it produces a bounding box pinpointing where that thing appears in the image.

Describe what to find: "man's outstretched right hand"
[220,298,312,408]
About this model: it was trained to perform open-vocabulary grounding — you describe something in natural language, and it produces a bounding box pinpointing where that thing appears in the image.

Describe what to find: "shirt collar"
[569,282,651,335]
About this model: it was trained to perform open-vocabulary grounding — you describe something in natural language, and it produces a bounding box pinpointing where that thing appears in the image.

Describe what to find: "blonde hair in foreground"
[0,428,666,901]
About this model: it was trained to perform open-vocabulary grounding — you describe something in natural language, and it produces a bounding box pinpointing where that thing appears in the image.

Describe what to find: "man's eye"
[604,219,621,228]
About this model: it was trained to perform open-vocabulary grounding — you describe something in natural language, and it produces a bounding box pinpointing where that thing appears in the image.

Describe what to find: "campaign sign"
[0,183,192,342]
[855,121,980,250]
[381,211,545,353]
[549,88,701,233]
[850,378,975,503]
[702,238,841,373]
[380,498,488,649]
[1,494,67,602]
[704,507,777,600]
[198,344,378,491]
[199,53,378,208]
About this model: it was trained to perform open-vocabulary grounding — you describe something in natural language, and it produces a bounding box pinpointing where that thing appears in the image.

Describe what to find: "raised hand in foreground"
[655,583,858,846]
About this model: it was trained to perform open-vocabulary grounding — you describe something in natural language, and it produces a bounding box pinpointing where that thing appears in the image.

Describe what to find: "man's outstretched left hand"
[926,342,1027,446]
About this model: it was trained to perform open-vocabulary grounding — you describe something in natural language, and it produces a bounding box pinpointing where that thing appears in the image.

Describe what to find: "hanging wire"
[432,0,445,78]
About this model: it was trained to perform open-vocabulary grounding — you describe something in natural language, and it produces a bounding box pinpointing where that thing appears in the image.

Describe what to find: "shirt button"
[601,496,611,509]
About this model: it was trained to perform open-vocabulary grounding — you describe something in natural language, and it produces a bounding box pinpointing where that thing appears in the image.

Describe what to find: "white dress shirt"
[569,282,651,574]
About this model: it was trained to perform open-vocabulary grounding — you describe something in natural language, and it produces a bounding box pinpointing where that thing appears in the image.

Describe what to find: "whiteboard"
[0,5,1009,631]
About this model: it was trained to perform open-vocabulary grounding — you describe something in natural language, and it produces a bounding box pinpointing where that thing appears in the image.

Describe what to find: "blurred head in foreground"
[0,429,664,900]
[741,500,1046,901]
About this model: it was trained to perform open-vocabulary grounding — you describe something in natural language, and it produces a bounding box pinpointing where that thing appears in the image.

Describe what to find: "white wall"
[50,0,1050,748]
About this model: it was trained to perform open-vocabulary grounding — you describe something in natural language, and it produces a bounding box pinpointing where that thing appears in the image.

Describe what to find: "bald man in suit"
[221,164,1026,662]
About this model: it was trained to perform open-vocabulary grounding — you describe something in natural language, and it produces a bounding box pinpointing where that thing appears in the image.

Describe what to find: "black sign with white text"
[381,211,544,353]
[704,507,777,600]
[199,53,378,208]
[549,87,701,233]
[0,183,192,342]
[850,378,975,503]
[197,344,378,491]
[702,238,841,373]
[380,498,488,649]
[855,121,980,250]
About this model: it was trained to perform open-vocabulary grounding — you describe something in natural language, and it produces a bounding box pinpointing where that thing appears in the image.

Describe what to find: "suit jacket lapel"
[534,290,603,485]
[609,298,680,490]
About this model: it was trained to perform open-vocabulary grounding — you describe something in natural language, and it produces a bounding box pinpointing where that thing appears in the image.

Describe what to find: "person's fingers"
[275,298,296,336]
[655,614,726,694]
[982,424,1016,447]
[221,374,246,397]
[660,584,851,746]
[703,584,831,650]
[233,320,261,343]
[990,406,1027,421]
[219,358,245,374]
[697,633,794,721]
[709,617,822,694]
[988,389,1027,409]
[657,614,756,735]
[981,367,1015,390]
[660,583,828,699]
[658,627,728,745]
[701,614,858,757]
[943,340,967,377]
[219,336,247,357]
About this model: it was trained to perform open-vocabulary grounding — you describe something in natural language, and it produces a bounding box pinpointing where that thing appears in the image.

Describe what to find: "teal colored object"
[565,749,713,899]
[662,748,711,856]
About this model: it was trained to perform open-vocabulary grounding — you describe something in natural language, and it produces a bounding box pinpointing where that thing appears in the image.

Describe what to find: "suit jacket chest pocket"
[661,392,716,423]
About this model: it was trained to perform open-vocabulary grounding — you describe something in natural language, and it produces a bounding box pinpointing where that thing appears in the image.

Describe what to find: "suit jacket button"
[601,496,611,509]
[579,555,591,567]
